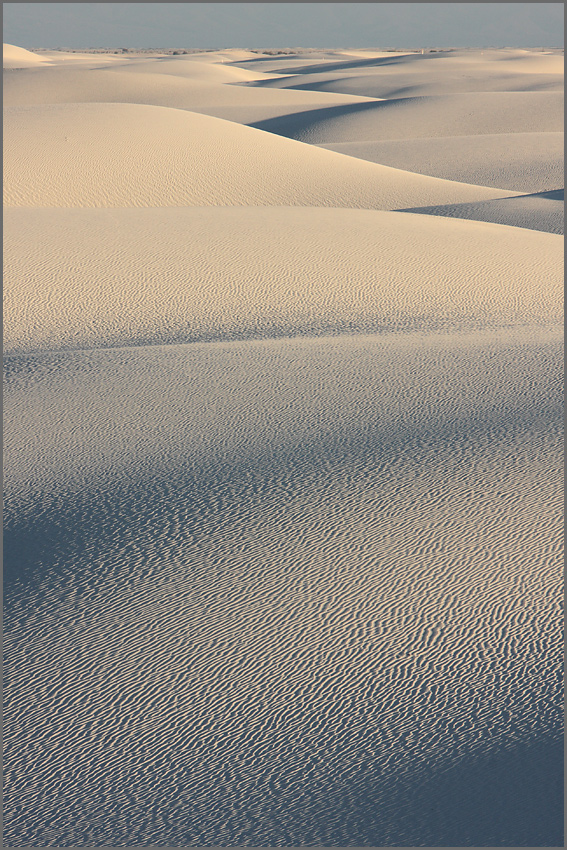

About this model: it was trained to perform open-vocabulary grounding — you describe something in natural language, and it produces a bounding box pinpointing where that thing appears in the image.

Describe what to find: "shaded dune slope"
[249,92,563,143]
[398,192,564,235]
[317,133,564,194]
[254,69,564,98]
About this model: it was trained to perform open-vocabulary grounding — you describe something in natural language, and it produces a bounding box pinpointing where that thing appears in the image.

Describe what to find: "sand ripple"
[4,328,563,845]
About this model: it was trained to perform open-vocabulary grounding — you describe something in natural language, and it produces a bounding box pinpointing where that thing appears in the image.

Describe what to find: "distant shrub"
[249,49,297,56]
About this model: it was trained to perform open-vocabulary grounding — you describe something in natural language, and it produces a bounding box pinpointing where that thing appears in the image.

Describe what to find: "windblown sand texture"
[3,43,564,847]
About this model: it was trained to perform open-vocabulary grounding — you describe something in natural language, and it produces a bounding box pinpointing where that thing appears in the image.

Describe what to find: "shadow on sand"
[248,99,392,138]
[232,51,432,77]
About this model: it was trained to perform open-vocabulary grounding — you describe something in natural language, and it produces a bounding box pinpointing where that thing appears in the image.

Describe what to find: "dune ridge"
[248,92,563,144]
[3,42,52,68]
[4,102,524,210]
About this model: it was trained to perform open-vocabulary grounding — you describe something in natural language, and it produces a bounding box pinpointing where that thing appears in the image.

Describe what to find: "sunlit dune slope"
[4,206,562,354]
[2,65,376,124]
[3,102,520,210]
[3,43,52,69]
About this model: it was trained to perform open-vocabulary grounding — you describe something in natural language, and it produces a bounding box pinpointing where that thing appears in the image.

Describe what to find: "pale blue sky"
[3,3,563,49]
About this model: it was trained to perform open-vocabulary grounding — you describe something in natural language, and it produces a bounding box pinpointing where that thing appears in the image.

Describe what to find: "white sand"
[245,47,564,98]
[3,43,564,847]
[249,91,563,142]
[317,133,564,193]
[3,64,377,125]
[3,42,52,68]
[5,102,524,210]
[4,206,562,354]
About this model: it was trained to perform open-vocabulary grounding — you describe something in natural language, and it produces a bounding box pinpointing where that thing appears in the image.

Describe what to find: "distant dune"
[3,42,52,68]
[245,47,564,98]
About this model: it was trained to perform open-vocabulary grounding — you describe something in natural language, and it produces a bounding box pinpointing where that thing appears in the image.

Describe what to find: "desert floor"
[3,43,564,846]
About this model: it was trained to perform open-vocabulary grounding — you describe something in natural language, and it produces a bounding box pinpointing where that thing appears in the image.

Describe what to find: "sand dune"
[3,43,129,69]
[244,48,564,98]
[398,191,564,234]
[256,69,563,98]
[4,206,562,354]
[3,65,376,124]
[4,102,522,210]
[168,47,267,63]
[3,43,52,68]
[3,41,563,848]
[217,48,396,75]
[318,133,564,194]
[250,91,563,143]
[236,47,563,77]
[104,54,283,82]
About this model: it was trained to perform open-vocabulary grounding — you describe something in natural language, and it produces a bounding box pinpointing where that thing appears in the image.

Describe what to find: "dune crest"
[3,42,51,68]
[4,101,524,210]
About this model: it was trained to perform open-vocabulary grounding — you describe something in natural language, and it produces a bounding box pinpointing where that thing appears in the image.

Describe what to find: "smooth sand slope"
[318,133,564,193]
[3,44,564,848]
[3,43,52,68]
[4,102,522,210]
[4,206,562,354]
[2,64,377,125]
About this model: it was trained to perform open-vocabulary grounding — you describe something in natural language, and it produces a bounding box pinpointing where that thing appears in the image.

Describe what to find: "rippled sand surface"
[3,43,564,846]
